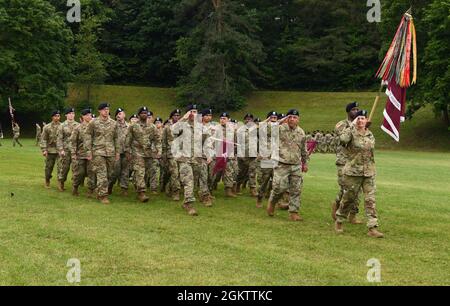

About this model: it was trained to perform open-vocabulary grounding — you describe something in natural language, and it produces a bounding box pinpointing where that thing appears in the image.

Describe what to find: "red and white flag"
[381,81,406,142]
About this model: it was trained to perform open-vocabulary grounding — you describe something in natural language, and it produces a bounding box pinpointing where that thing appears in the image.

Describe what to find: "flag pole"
[368,83,385,123]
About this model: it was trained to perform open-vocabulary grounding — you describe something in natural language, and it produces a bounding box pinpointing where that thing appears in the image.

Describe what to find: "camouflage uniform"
[335,119,361,214]
[336,126,379,229]
[148,127,163,192]
[71,121,95,191]
[40,122,61,181]
[110,120,129,191]
[257,123,276,201]
[57,120,80,183]
[36,124,42,146]
[125,120,161,194]
[85,117,119,198]
[324,132,333,153]
[269,124,309,213]
[173,119,212,204]
[12,124,22,147]
[162,121,181,197]
[236,124,258,190]
[213,124,236,189]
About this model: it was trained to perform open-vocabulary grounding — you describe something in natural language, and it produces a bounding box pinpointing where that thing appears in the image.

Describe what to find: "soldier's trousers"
[208,159,216,190]
[58,152,72,182]
[237,158,257,188]
[269,163,304,213]
[92,155,115,198]
[111,154,129,190]
[45,153,59,181]
[72,158,95,191]
[133,155,151,193]
[167,158,181,196]
[148,158,160,192]
[257,164,274,200]
[336,165,360,214]
[214,159,236,188]
[12,136,22,147]
[336,175,378,229]
[178,161,206,203]
[199,159,211,198]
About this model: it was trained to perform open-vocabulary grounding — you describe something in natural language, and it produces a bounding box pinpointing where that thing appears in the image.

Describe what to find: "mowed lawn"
[0,139,449,286]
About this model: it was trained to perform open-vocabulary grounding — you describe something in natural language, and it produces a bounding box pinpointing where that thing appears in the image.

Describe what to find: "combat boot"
[348,213,363,225]
[201,195,213,207]
[108,184,113,195]
[183,202,198,216]
[235,184,242,195]
[368,228,384,238]
[45,180,51,189]
[250,187,258,197]
[172,193,180,201]
[72,186,79,197]
[225,187,237,198]
[335,221,344,234]
[331,201,338,221]
[120,188,128,197]
[99,196,110,205]
[267,200,276,217]
[137,192,149,203]
[232,184,238,194]
[256,196,263,209]
[57,180,65,192]
[289,212,303,222]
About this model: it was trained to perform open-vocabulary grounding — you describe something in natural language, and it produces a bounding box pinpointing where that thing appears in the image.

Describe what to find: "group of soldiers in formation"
[34,101,383,238]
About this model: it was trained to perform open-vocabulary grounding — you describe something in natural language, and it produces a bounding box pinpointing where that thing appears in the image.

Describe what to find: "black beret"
[267,111,278,119]
[231,119,238,124]
[356,110,368,118]
[51,110,61,117]
[98,103,110,111]
[64,107,75,115]
[91,114,96,118]
[346,102,359,113]
[278,113,286,120]
[186,104,198,112]
[147,110,154,116]
[220,112,230,118]
[287,109,300,116]
[115,108,124,117]
[244,113,254,120]
[170,109,181,118]
[154,117,163,123]
[138,106,149,115]
[254,117,261,123]
[129,114,138,120]
[201,109,213,116]
[81,108,92,116]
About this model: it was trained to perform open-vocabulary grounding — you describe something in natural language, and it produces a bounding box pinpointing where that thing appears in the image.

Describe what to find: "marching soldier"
[36,123,42,146]
[331,102,362,224]
[201,109,217,197]
[110,108,129,196]
[125,106,161,203]
[71,109,96,197]
[85,103,120,205]
[162,109,182,201]
[148,116,164,194]
[12,122,22,147]
[236,114,258,197]
[335,110,384,238]
[40,111,62,188]
[267,109,309,221]
[56,107,79,191]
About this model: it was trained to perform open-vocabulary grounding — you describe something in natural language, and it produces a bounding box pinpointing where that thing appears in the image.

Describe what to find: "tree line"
[0,0,448,127]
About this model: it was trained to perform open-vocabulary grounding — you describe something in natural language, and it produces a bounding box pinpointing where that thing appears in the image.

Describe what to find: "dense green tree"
[0,0,73,116]
[175,0,265,111]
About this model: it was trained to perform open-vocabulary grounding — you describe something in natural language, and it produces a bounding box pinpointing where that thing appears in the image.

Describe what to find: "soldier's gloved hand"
[207,157,213,165]
[42,151,48,157]
[87,154,92,161]
[302,163,309,173]
[60,150,65,157]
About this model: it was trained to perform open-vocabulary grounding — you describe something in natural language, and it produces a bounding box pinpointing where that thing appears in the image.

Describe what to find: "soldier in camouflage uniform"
[256,111,278,208]
[148,117,164,194]
[71,109,96,197]
[236,114,258,197]
[335,110,384,238]
[85,103,120,205]
[199,108,216,205]
[125,106,161,203]
[162,109,182,201]
[56,108,80,191]
[267,109,309,221]
[12,122,22,147]
[40,111,61,188]
[36,123,42,146]
[332,102,363,224]
[110,108,129,196]
[172,105,214,215]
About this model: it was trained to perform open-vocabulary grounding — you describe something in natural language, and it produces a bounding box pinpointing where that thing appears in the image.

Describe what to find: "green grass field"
[1,139,449,285]
[66,85,450,151]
